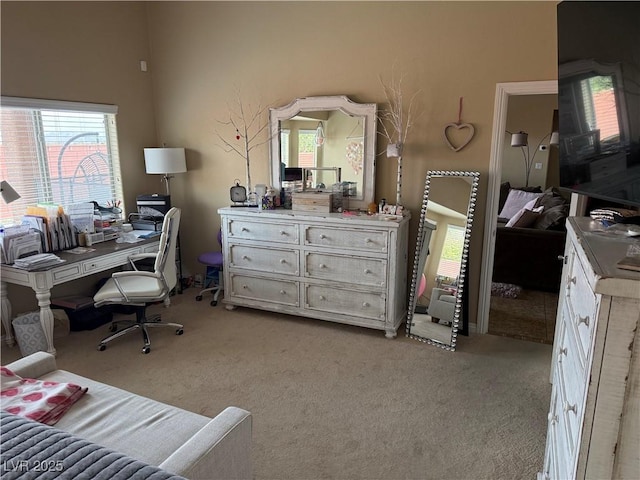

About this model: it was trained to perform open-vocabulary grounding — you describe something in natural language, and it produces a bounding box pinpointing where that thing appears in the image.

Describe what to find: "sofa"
[492,184,569,293]
[2,352,252,479]
[427,288,456,324]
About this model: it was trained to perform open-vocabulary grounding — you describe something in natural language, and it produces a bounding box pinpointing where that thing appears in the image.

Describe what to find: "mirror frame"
[406,170,480,351]
[269,95,377,211]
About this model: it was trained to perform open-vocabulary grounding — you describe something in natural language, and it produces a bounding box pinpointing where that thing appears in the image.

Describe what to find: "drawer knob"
[365,238,373,243]
[241,227,248,232]
[578,315,590,327]
[280,230,287,235]
[242,284,248,289]
[320,234,326,239]
[319,263,326,269]
[564,402,577,414]
[557,255,567,264]
[559,347,567,356]
[568,276,576,285]
[547,412,558,425]
[280,258,286,264]
[242,255,249,260]
[280,290,286,295]
[362,302,370,307]
[319,295,326,301]
[364,268,371,274]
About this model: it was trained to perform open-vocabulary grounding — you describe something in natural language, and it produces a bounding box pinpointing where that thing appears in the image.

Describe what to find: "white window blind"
[0,97,123,226]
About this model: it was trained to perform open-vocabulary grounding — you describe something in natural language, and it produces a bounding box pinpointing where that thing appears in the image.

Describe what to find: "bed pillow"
[498,189,543,220]
[505,197,544,227]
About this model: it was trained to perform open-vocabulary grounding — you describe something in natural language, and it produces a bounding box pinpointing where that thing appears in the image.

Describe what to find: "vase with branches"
[214,89,270,201]
[379,72,421,207]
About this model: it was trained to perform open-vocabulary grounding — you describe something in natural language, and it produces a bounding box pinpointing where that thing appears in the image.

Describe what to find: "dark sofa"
[492,184,569,293]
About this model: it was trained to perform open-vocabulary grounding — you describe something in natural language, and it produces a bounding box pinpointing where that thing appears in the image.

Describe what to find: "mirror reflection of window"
[280,129,290,167]
[436,225,464,287]
[578,75,619,144]
[298,130,317,170]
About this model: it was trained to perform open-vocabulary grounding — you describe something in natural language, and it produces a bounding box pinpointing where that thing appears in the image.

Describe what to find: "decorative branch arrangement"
[378,71,422,207]
[214,88,271,196]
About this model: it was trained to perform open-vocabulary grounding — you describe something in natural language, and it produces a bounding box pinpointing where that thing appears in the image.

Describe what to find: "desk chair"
[195,229,223,306]
[94,207,184,354]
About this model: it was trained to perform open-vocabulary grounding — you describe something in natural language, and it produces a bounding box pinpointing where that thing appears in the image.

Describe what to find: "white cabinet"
[539,217,640,480]
[218,208,411,338]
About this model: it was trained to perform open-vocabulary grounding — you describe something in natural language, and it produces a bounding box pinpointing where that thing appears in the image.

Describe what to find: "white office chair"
[94,207,183,354]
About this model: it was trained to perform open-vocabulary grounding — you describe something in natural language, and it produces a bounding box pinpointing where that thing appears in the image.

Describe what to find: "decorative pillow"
[499,189,543,220]
[533,204,569,230]
[535,190,569,211]
[505,199,544,227]
[498,182,512,212]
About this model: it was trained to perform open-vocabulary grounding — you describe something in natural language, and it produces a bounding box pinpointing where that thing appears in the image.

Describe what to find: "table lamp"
[144,147,187,196]
[1,180,21,204]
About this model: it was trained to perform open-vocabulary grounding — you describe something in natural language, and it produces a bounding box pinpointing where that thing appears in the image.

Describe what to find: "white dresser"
[218,207,411,338]
[539,217,640,480]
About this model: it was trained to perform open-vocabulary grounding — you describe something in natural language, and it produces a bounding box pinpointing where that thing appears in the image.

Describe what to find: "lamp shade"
[510,132,528,147]
[550,131,560,146]
[1,180,21,204]
[144,148,187,174]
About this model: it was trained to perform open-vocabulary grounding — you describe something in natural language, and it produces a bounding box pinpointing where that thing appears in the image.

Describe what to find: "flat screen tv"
[557,1,640,208]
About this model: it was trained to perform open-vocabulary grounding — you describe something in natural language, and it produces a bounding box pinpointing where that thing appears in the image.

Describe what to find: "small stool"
[195,231,223,306]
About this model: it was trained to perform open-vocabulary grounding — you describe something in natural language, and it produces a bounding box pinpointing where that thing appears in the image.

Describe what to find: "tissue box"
[292,192,334,213]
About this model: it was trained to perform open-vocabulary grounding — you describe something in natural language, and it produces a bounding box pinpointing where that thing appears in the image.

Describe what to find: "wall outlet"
[534,162,543,170]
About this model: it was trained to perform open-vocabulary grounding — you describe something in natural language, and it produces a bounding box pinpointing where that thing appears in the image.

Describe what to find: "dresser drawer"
[304,252,386,287]
[228,219,298,245]
[305,284,385,320]
[304,226,387,253]
[548,381,573,480]
[566,256,598,360]
[228,273,299,306]
[229,245,299,276]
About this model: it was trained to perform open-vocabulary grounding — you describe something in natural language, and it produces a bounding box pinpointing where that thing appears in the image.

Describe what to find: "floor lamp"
[143,147,187,196]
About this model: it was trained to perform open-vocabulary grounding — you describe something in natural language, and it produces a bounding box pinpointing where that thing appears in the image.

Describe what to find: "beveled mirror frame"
[269,95,377,211]
[406,170,480,351]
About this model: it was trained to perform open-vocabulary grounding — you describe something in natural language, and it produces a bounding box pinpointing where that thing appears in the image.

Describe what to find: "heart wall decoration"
[444,122,475,152]
[443,96,475,152]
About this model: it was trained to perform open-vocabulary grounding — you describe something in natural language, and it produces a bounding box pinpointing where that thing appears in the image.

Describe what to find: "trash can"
[12,312,47,357]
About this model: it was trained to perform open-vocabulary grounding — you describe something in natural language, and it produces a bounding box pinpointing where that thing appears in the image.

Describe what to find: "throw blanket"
[0,411,186,480]
[0,367,86,426]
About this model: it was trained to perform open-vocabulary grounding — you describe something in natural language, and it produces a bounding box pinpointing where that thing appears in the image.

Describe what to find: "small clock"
[230,180,247,206]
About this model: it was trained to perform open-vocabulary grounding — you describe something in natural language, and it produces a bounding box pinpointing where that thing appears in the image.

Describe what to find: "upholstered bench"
[2,352,252,479]
[427,287,456,324]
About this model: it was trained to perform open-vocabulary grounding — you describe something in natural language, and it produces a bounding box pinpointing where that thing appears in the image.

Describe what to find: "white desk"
[1,238,160,355]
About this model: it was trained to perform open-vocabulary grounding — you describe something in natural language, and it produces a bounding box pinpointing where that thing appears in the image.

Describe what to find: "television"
[557,1,640,208]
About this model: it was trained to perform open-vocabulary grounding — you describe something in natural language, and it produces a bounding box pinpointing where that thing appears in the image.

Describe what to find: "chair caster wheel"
[176,328,184,335]
[196,295,203,301]
[98,344,106,351]
[142,346,150,354]
[210,300,217,307]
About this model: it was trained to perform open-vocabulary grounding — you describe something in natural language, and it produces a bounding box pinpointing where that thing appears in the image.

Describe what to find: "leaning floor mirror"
[406,170,480,351]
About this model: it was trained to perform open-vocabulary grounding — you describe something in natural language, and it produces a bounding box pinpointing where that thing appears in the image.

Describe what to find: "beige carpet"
[2,291,553,480]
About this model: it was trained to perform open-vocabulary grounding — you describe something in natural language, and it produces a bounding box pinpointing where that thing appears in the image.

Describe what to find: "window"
[436,225,465,284]
[0,97,122,226]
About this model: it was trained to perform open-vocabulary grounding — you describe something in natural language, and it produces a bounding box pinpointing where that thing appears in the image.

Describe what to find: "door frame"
[477,80,558,334]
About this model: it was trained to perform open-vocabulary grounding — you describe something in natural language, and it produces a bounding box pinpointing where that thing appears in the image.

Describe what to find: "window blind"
[436,225,465,281]
[0,97,123,226]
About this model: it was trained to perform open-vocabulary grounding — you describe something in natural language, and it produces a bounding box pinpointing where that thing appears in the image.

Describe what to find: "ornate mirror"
[269,96,377,211]
[406,170,480,351]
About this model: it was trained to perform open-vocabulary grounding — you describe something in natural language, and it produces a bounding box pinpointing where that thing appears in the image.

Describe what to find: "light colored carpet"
[1,291,553,480]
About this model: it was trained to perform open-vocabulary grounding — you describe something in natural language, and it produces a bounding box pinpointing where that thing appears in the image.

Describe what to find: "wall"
[1,1,558,328]
[503,94,558,190]
[1,1,158,315]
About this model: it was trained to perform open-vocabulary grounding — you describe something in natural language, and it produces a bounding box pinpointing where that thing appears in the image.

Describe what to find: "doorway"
[477,81,559,337]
